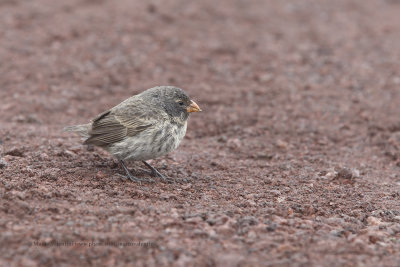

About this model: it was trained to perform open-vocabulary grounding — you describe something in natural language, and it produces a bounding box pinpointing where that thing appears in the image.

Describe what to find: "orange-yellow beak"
[187,100,201,113]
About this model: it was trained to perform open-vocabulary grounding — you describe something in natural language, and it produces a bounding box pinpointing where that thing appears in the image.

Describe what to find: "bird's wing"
[84,101,162,146]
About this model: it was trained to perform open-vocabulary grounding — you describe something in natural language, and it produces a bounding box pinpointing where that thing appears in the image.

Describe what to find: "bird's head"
[147,86,201,123]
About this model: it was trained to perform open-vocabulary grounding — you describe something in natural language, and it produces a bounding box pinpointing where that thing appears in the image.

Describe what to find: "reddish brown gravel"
[1,0,400,266]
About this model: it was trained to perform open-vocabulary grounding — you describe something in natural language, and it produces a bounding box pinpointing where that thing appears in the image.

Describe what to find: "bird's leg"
[119,160,153,183]
[142,161,164,178]
[142,161,174,183]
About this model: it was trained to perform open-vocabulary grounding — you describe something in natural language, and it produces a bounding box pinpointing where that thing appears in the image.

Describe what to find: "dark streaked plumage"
[64,86,201,182]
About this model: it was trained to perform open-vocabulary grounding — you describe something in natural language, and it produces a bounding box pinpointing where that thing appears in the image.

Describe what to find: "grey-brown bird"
[64,86,201,183]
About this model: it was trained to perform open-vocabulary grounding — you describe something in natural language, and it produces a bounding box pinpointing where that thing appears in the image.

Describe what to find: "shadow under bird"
[64,86,201,183]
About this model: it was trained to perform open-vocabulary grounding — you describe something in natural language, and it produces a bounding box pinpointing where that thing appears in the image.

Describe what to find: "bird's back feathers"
[82,96,167,147]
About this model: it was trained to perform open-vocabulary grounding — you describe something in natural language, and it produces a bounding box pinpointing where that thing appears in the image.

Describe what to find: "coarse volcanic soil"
[1,0,400,266]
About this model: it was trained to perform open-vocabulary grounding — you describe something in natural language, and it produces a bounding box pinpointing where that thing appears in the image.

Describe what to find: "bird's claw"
[150,170,174,183]
[117,173,155,184]
[174,177,192,184]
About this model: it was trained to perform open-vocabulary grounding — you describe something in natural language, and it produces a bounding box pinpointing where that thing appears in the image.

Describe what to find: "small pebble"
[336,168,353,179]
[0,159,8,168]
[96,171,106,179]
[5,147,24,157]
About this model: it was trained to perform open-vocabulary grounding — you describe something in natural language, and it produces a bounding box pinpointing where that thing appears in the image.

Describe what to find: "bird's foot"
[142,161,175,183]
[117,173,155,184]
[150,169,175,184]
[173,177,192,184]
[119,160,154,184]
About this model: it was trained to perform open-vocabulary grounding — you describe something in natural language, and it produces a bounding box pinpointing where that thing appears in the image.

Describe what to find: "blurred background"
[1,0,398,132]
[1,0,400,265]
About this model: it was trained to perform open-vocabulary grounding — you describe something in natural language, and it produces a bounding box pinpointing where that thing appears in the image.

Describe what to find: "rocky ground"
[0,0,399,266]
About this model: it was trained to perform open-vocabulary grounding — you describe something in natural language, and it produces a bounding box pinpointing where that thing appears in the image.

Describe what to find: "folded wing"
[84,103,159,147]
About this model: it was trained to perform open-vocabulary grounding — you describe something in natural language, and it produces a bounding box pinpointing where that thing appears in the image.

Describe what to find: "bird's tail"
[63,124,90,138]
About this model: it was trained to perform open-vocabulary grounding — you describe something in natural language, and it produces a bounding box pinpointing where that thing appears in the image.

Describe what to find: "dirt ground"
[1,0,400,266]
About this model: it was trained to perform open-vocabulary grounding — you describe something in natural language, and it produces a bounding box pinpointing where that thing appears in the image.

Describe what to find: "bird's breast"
[155,121,187,154]
[109,121,187,161]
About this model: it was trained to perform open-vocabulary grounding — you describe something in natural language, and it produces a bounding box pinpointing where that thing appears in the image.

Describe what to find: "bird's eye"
[178,101,184,106]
